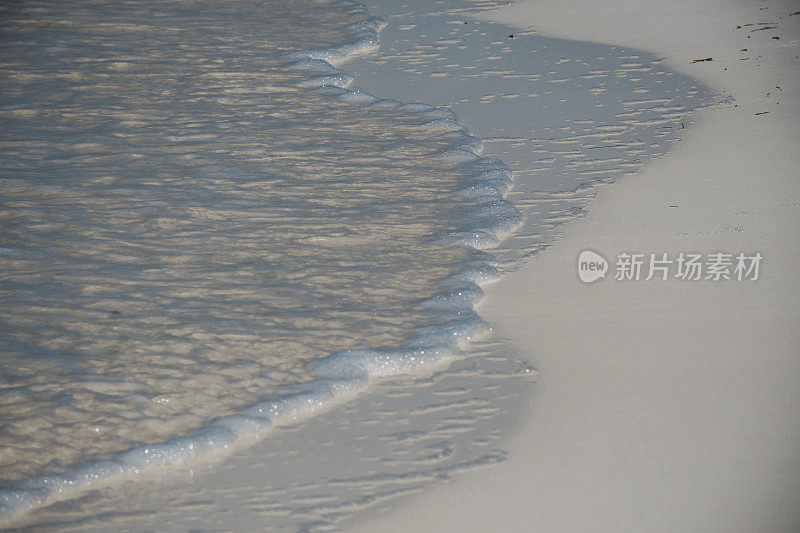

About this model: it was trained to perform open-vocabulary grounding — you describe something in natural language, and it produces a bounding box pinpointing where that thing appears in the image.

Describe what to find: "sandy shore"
[2,1,795,530]
[351,0,800,531]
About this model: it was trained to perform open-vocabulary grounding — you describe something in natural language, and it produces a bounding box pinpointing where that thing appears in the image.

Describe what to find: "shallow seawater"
[0,0,515,516]
[348,0,717,262]
[11,338,533,531]
[0,0,714,529]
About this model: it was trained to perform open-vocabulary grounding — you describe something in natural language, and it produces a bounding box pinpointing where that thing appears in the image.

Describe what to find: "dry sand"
[350,0,800,531]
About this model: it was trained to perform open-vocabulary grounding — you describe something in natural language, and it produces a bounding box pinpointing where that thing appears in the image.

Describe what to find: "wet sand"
[350,0,800,531]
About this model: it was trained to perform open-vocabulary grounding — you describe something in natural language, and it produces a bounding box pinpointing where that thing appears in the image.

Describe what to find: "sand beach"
[0,0,797,530]
[351,0,800,531]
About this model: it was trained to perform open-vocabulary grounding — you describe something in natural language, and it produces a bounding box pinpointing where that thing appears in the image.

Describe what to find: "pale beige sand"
[350,0,800,531]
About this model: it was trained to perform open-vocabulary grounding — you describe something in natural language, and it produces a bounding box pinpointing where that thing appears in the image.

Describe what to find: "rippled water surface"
[0,0,489,486]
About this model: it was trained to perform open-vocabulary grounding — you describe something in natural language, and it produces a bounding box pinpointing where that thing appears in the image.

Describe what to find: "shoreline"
[2,0,796,529]
[350,0,800,531]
